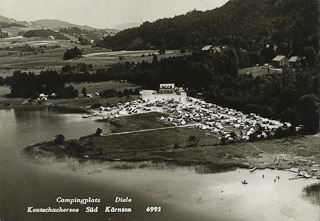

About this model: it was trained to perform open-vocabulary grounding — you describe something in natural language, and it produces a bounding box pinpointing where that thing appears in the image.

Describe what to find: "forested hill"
[97,0,317,54]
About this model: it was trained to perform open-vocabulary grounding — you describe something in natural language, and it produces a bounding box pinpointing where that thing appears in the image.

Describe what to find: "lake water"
[0,108,319,221]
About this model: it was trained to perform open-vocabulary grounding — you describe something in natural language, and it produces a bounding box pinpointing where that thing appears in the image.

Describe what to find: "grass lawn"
[71,81,140,95]
[106,112,169,133]
[82,126,220,153]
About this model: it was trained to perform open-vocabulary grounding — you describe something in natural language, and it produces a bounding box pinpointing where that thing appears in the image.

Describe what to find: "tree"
[180,47,186,53]
[53,134,65,145]
[63,46,82,60]
[79,63,88,72]
[61,65,73,73]
[158,47,165,55]
[297,94,319,134]
[82,87,87,97]
[95,128,102,136]
[152,54,158,66]
[188,135,199,146]
[226,49,239,77]
[63,85,78,98]
[66,140,84,153]
[300,46,318,69]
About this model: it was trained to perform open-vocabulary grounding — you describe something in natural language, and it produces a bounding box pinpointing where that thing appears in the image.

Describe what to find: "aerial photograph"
[0,0,319,220]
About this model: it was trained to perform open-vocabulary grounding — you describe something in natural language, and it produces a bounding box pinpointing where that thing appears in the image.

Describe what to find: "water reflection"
[302,182,320,205]
[25,152,237,175]
[194,164,237,174]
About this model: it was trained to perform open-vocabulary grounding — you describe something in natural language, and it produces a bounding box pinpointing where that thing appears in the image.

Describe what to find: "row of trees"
[99,88,139,98]
[61,63,93,73]
[7,70,78,99]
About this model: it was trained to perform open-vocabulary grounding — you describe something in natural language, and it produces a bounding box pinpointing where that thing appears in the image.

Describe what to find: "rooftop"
[201,45,213,51]
[288,56,299,62]
[272,55,286,62]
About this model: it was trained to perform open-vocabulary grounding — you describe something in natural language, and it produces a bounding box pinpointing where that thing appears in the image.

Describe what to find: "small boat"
[250,167,257,172]
[242,180,248,184]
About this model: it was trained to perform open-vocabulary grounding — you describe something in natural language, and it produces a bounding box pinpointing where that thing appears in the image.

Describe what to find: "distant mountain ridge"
[0,15,117,31]
[31,19,96,30]
[0,15,17,23]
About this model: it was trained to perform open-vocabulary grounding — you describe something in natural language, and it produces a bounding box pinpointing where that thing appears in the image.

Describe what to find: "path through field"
[101,123,201,136]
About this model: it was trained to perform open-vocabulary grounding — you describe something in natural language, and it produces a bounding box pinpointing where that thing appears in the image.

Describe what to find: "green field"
[0,37,185,77]
[71,81,139,95]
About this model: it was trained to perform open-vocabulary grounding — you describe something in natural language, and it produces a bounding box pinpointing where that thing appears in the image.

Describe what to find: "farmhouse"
[288,56,304,68]
[201,45,222,54]
[272,55,288,68]
[159,83,176,93]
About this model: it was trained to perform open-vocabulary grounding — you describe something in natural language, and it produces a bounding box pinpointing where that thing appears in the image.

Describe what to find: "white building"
[159,83,176,93]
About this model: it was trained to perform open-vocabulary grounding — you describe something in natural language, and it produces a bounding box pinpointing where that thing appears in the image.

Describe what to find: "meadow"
[0,37,183,78]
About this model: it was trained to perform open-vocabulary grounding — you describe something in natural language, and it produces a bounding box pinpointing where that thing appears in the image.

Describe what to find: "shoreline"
[23,132,320,178]
[6,94,317,178]
[0,93,140,113]
[0,96,88,113]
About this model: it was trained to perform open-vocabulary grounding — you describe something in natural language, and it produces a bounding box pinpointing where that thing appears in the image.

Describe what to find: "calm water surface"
[0,109,319,221]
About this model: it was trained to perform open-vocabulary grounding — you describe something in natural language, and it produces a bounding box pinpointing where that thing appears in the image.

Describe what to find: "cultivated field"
[0,37,184,77]
[77,49,183,66]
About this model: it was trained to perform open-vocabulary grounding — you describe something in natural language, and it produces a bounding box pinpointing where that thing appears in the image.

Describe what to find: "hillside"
[0,15,14,23]
[23,29,69,40]
[97,0,318,57]
[32,19,96,30]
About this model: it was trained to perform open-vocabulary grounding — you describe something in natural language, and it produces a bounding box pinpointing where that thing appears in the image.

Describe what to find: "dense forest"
[97,0,317,65]
[23,29,69,40]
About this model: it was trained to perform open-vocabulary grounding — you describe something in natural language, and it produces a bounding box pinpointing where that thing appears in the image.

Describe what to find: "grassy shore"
[23,112,320,176]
